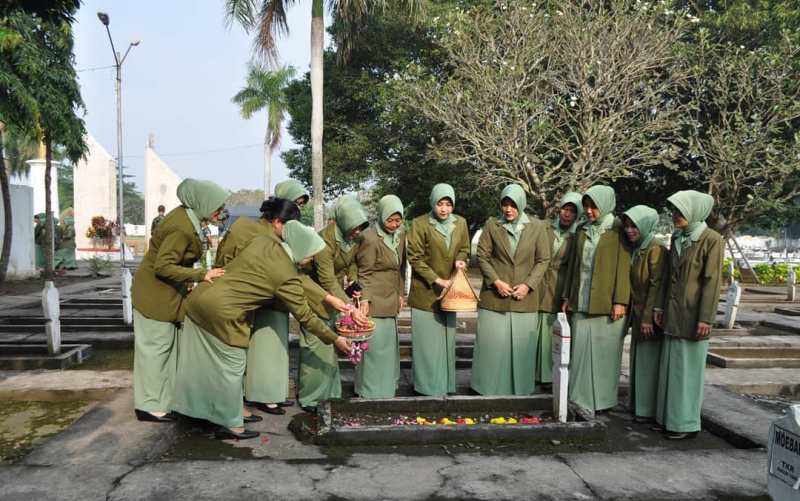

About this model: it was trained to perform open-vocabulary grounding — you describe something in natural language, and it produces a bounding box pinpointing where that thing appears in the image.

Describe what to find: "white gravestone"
[552,312,571,423]
[121,268,133,325]
[41,281,61,355]
[788,267,796,302]
[723,281,742,330]
[728,260,735,285]
[767,404,800,500]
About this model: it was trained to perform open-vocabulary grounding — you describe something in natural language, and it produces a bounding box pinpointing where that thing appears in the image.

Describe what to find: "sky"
[73,1,328,193]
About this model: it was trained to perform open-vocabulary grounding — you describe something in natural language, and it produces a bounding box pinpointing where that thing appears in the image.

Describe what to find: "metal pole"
[115,53,126,268]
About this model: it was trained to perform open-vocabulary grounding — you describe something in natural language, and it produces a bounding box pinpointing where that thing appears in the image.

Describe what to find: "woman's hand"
[493,279,514,297]
[640,322,654,338]
[398,296,405,310]
[333,336,352,354]
[325,294,350,314]
[511,284,530,300]
[611,304,626,321]
[653,310,664,328]
[435,277,453,290]
[359,300,370,317]
[351,308,370,327]
[455,260,467,270]
[561,300,571,313]
[204,268,225,283]
[696,322,712,338]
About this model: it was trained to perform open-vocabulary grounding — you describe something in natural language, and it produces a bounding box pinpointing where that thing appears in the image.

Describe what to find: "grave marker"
[767,404,800,500]
[788,266,796,302]
[723,281,742,329]
[41,281,61,355]
[121,267,133,325]
[552,312,571,423]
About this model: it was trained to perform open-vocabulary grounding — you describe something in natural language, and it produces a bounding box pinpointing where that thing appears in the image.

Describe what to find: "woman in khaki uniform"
[354,194,406,398]
[622,205,668,423]
[471,184,550,395]
[298,196,369,411]
[561,185,632,413]
[536,192,582,386]
[274,179,310,208]
[174,221,351,439]
[131,179,228,422]
[407,183,470,396]
[654,190,723,439]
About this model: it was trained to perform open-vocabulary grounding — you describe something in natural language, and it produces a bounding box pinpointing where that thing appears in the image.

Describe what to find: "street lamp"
[97,11,139,268]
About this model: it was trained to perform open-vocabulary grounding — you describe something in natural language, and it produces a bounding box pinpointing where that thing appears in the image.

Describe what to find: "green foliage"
[57,162,73,211]
[123,176,144,225]
[86,254,113,278]
[753,262,792,284]
[226,189,266,207]
[232,63,295,150]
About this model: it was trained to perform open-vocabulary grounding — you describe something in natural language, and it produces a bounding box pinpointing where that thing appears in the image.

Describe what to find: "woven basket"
[440,268,479,312]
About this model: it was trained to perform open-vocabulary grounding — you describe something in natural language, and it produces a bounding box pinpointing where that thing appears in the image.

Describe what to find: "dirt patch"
[66,348,133,371]
[0,276,94,297]
[0,400,93,463]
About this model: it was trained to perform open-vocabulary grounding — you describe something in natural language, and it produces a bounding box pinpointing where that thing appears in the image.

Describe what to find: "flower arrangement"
[85,216,117,249]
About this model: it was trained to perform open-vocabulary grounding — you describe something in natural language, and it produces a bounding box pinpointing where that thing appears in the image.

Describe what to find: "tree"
[224,0,422,228]
[232,63,296,197]
[683,30,800,236]
[396,1,693,216]
[226,188,267,208]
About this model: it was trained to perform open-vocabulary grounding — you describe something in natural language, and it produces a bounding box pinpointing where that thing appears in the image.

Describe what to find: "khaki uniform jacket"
[132,207,205,322]
[186,234,337,348]
[538,225,576,313]
[663,228,724,340]
[301,222,359,318]
[407,214,470,312]
[356,226,406,318]
[629,240,668,340]
[562,219,632,315]
[477,217,550,312]
[215,216,328,315]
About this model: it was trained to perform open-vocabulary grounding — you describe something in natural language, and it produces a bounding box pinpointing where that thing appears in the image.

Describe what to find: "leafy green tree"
[232,63,296,197]
[224,0,422,229]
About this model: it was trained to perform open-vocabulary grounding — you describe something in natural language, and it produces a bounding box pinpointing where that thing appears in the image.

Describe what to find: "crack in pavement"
[554,454,600,500]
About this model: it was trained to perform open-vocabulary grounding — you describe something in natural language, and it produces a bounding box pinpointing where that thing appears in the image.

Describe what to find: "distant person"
[654,190,723,440]
[55,211,78,272]
[200,219,213,251]
[150,205,166,235]
[33,214,45,269]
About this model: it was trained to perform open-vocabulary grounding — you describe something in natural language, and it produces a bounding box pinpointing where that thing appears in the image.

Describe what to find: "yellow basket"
[440,268,479,312]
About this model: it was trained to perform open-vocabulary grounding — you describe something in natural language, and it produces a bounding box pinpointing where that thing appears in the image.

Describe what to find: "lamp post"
[97,11,139,268]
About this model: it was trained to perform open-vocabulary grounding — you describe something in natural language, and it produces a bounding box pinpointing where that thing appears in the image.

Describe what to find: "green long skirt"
[536,312,556,384]
[568,312,626,412]
[655,335,709,433]
[629,336,663,418]
[471,309,540,396]
[245,308,289,404]
[54,247,78,270]
[298,316,341,408]
[133,309,178,413]
[35,245,45,269]
[172,316,246,428]
[355,317,400,398]
[411,308,456,396]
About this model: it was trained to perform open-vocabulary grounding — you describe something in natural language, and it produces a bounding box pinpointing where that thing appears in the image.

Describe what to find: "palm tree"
[225,0,421,228]
[232,63,296,198]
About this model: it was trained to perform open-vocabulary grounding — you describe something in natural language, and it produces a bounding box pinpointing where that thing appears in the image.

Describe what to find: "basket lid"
[440,268,478,310]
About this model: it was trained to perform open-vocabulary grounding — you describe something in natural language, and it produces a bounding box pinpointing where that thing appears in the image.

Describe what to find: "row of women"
[34,211,78,271]
[130,177,722,441]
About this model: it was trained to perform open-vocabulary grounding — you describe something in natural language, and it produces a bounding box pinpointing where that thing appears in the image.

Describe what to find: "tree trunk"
[0,128,12,283]
[264,118,272,198]
[310,0,325,230]
[43,135,54,280]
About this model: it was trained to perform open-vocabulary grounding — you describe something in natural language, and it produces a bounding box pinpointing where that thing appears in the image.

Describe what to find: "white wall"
[12,159,60,216]
[0,184,37,279]
[74,134,117,250]
[144,145,181,245]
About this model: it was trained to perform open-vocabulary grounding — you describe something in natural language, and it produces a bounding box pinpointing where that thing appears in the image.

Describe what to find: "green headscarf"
[668,190,713,257]
[333,196,368,253]
[376,194,404,261]
[281,220,326,265]
[583,185,616,241]
[429,183,457,248]
[177,179,229,239]
[274,179,309,205]
[623,205,659,258]
[499,184,529,254]
[552,191,583,254]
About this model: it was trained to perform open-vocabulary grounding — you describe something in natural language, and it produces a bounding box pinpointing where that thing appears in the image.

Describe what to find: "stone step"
[0,316,127,326]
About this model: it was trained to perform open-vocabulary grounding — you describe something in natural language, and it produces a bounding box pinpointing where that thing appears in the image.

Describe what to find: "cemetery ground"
[0,268,798,500]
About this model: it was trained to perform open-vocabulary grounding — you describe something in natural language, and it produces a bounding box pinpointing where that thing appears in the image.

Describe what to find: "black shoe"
[278,399,295,408]
[665,431,698,440]
[650,423,666,432]
[251,402,286,415]
[633,416,654,424]
[135,409,176,423]
[215,428,260,440]
[243,414,263,423]
[300,405,317,414]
